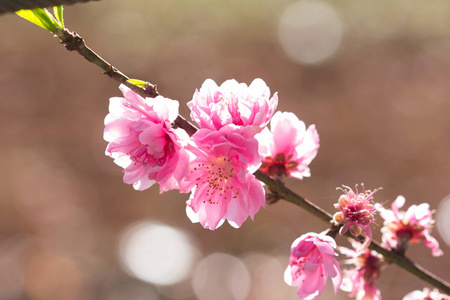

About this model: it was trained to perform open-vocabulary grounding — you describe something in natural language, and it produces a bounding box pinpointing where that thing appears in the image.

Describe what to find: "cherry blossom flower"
[403,288,449,300]
[339,239,385,300]
[104,84,189,192]
[255,111,319,181]
[333,184,381,250]
[178,125,265,230]
[380,196,443,257]
[284,232,342,300]
[187,78,278,136]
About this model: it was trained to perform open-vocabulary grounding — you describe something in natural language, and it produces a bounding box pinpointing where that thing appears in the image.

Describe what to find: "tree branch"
[57,29,158,98]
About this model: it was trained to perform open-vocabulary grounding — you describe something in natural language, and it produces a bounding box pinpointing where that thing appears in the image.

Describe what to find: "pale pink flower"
[256,111,319,180]
[187,78,278,136]
[178,125,265,230]
[104,84,189,192]
[339,240,385,300]
[380,196,443,257]
[284,232,342,300]
[403,288,449,300]
[333,184,381,250]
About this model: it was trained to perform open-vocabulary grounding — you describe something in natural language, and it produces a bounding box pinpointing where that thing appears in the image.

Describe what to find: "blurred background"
[1,0,449,299]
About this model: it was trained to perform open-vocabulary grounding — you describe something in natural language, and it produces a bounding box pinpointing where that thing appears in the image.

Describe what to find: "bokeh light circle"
[436,194,450,246]
[243,253,291,300]
[118,221,200,286]
[278,0,343,65]
[192,253,250,300]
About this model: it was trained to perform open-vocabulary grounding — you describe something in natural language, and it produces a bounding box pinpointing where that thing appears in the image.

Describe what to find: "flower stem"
[52,26,449,295]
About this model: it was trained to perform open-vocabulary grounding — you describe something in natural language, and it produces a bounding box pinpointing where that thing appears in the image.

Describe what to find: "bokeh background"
[1,0,449,299]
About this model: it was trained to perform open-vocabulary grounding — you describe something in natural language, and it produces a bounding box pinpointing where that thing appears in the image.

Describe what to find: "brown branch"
[57,29,158,98]
[173,116,198,136]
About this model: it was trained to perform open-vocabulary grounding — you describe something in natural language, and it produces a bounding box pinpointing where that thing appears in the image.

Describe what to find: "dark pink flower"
[104,84,189,192]
[403,288,449,300]
[333,184,381,250]
[187,78,278,136]
[339,240,385,300]
[380,196,443,257]
[179,125,265,230]
[256,111,319,180]
[284,232,342,300]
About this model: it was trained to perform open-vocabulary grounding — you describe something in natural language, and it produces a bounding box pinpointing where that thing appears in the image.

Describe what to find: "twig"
[57,29,158,98]
[52,27,450,295]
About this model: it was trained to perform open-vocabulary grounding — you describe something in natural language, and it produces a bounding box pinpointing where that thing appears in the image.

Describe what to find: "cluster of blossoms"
[284,190,445,299]
[104,78,319,230]
[104,79,445,300]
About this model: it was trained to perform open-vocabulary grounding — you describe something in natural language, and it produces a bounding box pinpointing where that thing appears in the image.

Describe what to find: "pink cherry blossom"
[187,78,278,136]
[178,125,265,230]
[339,239,385,300]
[284,232,342,300]
[104,84,189,192]
[256,111,319,180]
[333,184,381,250]
[380,196,443,257]
[403,288,449,300]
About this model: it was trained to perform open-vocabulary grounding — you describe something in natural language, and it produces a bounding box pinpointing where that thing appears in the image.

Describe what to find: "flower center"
[292,248,321,279]
[357,250,383,283]
[195,156,237,205]
[343,199,374,226]
[220,93,244,125]
[260,153,297,177]
[128,135,174,167]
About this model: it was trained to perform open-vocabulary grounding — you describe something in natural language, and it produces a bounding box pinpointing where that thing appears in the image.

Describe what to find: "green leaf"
[54,6,64,28]
[127,79,148,88]
[33,8,61,30]
[16,8,62,33]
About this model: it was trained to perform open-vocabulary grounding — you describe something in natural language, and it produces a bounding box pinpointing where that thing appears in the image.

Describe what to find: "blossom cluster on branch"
[12,6,448,299]
[103,79,446,300]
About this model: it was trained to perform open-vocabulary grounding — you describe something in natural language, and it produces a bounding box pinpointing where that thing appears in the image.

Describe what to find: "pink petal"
[392,195,405,215]
[272,112,306,153]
